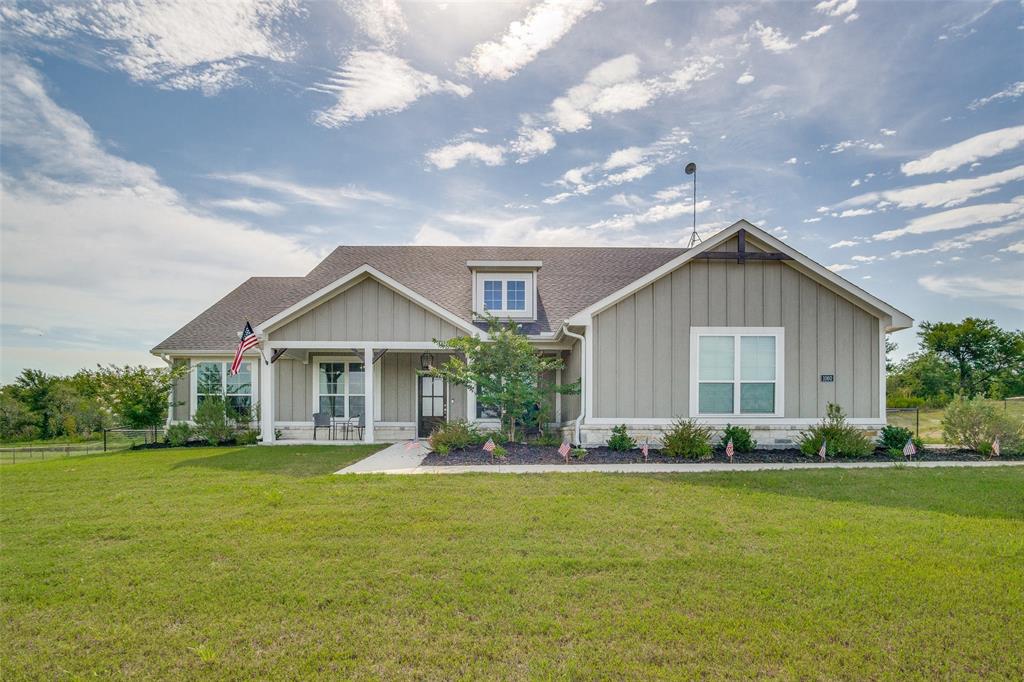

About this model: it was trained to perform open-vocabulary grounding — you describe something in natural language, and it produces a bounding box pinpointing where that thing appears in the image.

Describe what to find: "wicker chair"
[312,412,332,440]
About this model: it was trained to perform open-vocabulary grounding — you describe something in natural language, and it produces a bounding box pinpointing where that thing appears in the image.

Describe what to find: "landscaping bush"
[530,431,563,447]
[797,403,874,458]
[878,425,922,453]
[165,422,193,447]
[428,420,480,455]
[491,444,507,459]
[942,396,1023,454]
[474,429,509,446]
[571,448,587,460]
[235,429,260,446]
[661,418,712,459]
[193,397,235,444]
[607,424,636,451]
[719,424,756,453]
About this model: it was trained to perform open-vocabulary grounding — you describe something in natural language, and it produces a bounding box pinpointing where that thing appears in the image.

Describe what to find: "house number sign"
[820,375,834,383]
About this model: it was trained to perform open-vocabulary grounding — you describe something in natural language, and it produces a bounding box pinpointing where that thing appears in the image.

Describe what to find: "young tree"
[425,317,580,442]
[919,318,1024,397]
[87,364,187,433]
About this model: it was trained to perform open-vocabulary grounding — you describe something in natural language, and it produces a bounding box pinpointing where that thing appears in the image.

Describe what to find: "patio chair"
[350,414,365,440]
[312,412,332,440]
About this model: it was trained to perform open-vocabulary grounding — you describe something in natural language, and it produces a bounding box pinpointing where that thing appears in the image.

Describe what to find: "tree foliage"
[919,318,1024,398]
[425,316,580,442]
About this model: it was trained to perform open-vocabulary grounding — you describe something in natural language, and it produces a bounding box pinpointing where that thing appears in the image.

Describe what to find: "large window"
[474,272,534,318]
[194,361,254,419]
[317,361,365,419]
[690,328,783,417]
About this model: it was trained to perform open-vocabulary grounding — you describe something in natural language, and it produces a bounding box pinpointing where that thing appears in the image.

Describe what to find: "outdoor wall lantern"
[420,352,434,370]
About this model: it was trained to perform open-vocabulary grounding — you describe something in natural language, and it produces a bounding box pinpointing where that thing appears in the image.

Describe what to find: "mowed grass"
[2,447,1023,680]
[888,398,1024,443]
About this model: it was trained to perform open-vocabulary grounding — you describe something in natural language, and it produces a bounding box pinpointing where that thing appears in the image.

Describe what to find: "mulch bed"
[422,443,1015,466]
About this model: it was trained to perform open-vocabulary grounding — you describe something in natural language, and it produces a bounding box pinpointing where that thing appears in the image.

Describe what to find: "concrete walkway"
[336,442,1024,475]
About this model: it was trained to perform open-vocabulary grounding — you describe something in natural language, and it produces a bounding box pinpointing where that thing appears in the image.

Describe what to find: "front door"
[418,375,447,438]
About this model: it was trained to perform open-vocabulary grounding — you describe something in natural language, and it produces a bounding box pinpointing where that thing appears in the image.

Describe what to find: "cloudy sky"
[1,0,1022,381]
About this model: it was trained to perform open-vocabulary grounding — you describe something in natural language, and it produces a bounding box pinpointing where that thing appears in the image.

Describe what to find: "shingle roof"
[152,245,686,352]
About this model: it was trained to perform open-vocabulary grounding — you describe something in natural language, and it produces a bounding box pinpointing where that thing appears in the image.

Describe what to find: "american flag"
[230,321,258,375]
[482,437,496,453]
[818,438,827,462]
[725,439,734,461]
[641,440,649,461]
[992,437,1001,457]
[558,440,571,461]
[902,438,916,459]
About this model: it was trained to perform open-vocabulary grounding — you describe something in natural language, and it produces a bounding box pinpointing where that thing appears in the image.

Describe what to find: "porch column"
[260,351,275,444]
[363,346,375,443]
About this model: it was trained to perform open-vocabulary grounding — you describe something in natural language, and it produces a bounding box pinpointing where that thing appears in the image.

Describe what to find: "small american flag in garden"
[818,438,827,462]
[482,437,496,453]
[902,438,916,459]
[641,440,649,461]
[992,437,1001,457]
[558,440,571,462]
[230,321,258,375]
[725,439,734,462]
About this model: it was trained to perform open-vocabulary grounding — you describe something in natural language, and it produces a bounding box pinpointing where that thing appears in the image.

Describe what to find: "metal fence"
[1,427,166,464]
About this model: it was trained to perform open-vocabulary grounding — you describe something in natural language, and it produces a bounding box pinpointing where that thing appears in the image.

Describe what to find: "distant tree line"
[888,318,1024,407]
[0,365,185,442]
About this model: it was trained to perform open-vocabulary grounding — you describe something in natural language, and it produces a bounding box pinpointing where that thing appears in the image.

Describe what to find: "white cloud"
[210,172,396,208]
[785,157,797,165]
[851,179,861,187]
[891,222,1024,258]
[0,0,297,94]
[1002,240,1024,254]
[803,217,821,223]
[969,81,1024,111]
[313,51,471,127]
[800,25,832,41]
[748,21,796,53]
[412,212,596,247]
[838,208,874,217]
[850,255,880,263]
[458,0,602,80]
[829,239,858,248]
[339,0,407,49]
[205,198,286,215]
[844,12,859,23]
[736,71,755,85]
[815,0,858,16]
[825,139,885,154]
[901,125,1024,175]
[510,127,557,162]
[880,128,897,136]
[873,196,1024,240]
[918,275,1024,310]
[585,200,711,231]
[0,58,317,360]
[838,165,1024,210]
[426,141,506,170]
[827,263,857,272]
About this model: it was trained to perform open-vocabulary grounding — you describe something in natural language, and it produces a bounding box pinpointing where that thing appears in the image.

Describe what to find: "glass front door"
[418,375,446,438]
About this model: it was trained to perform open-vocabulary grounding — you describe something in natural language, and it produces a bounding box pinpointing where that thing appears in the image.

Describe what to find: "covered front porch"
[260,343,474,444]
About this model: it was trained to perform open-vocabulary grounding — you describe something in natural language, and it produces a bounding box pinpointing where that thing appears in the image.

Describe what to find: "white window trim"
[189,358,259,420]
[689,327,785,419]
[312,356,366,420]
[473,271,536,320]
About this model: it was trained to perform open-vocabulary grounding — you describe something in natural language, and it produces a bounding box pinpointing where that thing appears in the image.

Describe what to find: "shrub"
[491,444,507,459]
[235,429,260,446]
[165,422,193,447]
[719,424,756,453]
[661,418,713,459]
[797,403,874,458]
[475,429,509,446]
[878,424,922,452]
[429,419,480,454]
[607,424,636,451]
[942,396,1023,454]
[193,396,235,444]
[571,448,587,460]
[530,431,563,447]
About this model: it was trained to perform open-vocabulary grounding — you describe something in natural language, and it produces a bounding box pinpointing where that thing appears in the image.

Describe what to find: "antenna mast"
[685,162,701,248]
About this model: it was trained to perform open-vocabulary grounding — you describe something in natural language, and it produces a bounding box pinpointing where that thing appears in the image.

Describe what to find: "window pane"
[421,396,434,417]
[349,396,365,419]
[741,336,776,381]
[197,362,222,395]
[433,397,445,416]
[226,362,251,395]
[699,336,734,381]
[228,396,252,419]
[483,280,502,310]
[319,396,343,417]
[698,383,734,414]
[741,383,775,414]
[506,280,526,310]
[348,362,365,394]
[319,363,343,394]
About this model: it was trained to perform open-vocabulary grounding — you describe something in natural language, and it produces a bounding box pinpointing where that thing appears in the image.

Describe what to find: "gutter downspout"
[560,322,586,446]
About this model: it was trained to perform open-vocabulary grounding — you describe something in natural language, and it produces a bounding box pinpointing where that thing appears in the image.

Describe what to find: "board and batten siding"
[269,276,466,343]
[561,340,582,422]
[592,259,881,419]
[171,359,190,421]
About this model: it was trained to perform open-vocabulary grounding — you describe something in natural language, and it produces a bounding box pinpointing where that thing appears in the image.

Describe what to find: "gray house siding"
[171,359,190,421]
[561,340,582,422]
[269,276,465,343]
[592,259,881,419]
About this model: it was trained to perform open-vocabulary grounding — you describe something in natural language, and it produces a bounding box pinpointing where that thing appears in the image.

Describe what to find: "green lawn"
[2,446,1023,679]
[888,398,1024,443]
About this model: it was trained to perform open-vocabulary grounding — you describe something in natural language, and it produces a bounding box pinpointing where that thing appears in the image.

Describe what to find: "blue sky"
[1,0,1022,381]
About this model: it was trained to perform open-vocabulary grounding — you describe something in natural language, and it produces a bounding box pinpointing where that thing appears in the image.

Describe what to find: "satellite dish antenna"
[684,162,701,248]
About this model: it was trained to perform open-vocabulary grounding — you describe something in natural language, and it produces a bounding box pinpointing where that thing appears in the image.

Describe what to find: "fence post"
[916,408,920,437]
[103,429,108,452]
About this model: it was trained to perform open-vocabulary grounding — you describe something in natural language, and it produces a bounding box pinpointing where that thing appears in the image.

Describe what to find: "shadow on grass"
[680,466,1024,521]
[171,445,382,478]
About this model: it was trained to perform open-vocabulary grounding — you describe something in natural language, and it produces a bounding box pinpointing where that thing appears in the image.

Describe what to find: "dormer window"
[468,260,540,320]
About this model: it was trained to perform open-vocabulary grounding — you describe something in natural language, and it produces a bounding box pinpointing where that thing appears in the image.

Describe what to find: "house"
[151,220,912,447]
